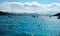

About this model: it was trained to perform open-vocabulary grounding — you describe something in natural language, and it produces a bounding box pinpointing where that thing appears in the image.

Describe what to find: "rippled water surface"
[0,15,60,36]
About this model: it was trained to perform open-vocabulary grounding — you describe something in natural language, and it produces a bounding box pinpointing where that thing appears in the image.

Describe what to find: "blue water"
[0,15,60,36]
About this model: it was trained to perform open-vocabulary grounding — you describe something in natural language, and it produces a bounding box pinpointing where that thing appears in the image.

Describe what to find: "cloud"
[0,2,60,14]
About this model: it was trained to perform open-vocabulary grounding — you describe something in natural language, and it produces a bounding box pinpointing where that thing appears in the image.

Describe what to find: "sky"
[0,0,60,14]
[0,0,60,4]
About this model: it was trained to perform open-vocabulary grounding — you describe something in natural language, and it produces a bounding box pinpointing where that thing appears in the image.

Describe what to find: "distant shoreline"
[0,11,52,16]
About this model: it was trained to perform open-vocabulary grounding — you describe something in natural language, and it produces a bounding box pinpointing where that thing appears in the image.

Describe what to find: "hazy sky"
[0,0,60,14]
[0,0,60,4]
